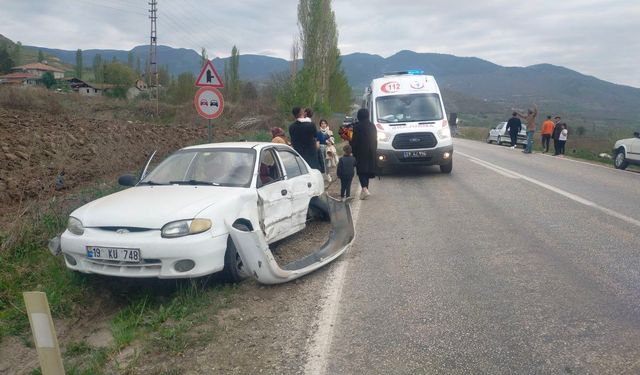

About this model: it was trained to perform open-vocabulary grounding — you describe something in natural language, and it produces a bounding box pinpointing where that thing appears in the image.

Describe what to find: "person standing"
[350,108,377,200]
[556,124,568,157]
[516,104,538,153]
[552,116,565,156]
[505,112,522,148]
[336,144,356,200]
[289,107,323,172]
[540,115,554,153]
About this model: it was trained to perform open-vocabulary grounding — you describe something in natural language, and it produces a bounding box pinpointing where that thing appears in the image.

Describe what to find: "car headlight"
[377,131,390,142]
[161,219,212,238]
[437,127,451,139]
[67,217,84,235]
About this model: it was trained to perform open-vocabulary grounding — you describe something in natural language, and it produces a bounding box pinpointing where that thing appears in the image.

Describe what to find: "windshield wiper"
[138,180,166,186]
[169,180,220,186]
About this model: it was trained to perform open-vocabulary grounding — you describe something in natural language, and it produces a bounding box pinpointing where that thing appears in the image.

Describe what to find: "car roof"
[181,142,289,151]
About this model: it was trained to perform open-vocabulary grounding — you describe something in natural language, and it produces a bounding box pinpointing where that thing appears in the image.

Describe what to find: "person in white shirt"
[557,124,568,157]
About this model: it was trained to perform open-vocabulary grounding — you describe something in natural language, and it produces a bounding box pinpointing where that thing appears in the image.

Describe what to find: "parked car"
[486,122,527,147]
[54,142,326,282]
[613,131,640,170]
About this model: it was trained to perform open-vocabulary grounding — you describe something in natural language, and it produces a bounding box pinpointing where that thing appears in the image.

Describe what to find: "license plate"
[403,151,428,158]
[87,246,141,263]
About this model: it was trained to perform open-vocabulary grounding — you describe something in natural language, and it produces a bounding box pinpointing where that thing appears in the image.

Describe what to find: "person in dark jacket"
[350,108,377,200]
[552,116,568,156]
[336,144,356,200]
[505,112,522,148]
[289,107,323,172]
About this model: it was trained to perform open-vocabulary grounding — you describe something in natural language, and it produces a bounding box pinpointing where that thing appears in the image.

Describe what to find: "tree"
[12,41,22,66]
[38,50,44,62]
[135,55,141,76]
[167,72,196,104]
[157,64,170,86]
[0,47,14,73]
[281,0,350,115]
[228,45,240,102]
[92,54,104,83]
[103,61,136,98]
[75,49,83,79]
[576,126,586,136]
[200,47,208,66]
[42,71,56,88]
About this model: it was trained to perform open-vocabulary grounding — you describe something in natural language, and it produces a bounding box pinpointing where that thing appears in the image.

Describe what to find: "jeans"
[525,131,534,153]
[541,134,551,152]
[557,140,566,155]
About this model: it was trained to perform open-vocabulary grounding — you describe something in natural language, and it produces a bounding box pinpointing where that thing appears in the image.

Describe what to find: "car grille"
[392,132,437,149]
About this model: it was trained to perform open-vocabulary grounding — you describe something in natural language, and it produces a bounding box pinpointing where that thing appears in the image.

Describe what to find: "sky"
[1,0,639,88]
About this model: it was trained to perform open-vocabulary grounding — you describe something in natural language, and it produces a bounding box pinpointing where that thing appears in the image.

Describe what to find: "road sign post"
[194,60,225,143]
[23,292,65,375]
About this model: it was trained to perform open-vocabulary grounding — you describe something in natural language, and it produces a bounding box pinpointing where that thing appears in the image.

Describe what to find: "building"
[0,72,40,85]
[11,62,65,79]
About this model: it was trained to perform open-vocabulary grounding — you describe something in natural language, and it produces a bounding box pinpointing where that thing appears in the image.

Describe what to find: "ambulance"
[362,70,453,173]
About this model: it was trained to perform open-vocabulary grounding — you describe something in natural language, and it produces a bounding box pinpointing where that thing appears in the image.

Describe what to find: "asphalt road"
[320,138,640,374]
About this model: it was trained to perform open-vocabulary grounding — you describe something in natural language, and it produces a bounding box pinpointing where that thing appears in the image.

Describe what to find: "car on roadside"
[55,142,325,282]
[613,131,640,170]
[486,121,527,147]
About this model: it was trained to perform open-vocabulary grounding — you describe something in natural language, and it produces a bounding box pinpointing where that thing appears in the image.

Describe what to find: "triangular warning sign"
[195,59,224,87]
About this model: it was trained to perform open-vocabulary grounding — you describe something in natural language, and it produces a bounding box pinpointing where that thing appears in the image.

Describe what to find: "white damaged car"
[51,142,354,283]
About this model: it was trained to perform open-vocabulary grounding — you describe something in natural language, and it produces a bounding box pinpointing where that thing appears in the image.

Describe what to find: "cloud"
[1,0,638,87]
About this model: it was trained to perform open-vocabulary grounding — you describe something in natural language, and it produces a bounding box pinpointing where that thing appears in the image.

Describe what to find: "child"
[557,124,568,157]
[336,144,356,200]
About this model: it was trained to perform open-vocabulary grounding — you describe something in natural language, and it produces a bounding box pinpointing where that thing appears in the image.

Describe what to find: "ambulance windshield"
[376,94,443,123]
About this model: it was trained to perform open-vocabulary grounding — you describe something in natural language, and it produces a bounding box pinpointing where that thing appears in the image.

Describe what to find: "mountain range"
[18,42,640,124]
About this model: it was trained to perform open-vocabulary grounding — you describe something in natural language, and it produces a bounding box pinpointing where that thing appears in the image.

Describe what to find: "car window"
[498,123,504,129]
[277,150,303,178]
[295,155,309,175]
[141,148,255,187]
[257,149,283,187]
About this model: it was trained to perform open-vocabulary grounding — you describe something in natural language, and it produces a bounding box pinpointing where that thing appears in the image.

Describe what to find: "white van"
[362,70,453,173]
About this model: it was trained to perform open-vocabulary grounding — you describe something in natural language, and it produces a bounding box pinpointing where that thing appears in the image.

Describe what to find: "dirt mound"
[0,94,244,228]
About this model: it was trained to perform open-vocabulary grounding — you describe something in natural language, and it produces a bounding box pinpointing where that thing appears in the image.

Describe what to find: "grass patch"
[0,184,120,341]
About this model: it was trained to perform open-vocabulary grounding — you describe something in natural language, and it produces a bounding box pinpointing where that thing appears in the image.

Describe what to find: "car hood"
[72,185,252,228]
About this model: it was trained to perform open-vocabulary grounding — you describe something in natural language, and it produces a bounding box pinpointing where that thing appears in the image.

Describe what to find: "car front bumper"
[376,144,454,167]
[59,228,228,278]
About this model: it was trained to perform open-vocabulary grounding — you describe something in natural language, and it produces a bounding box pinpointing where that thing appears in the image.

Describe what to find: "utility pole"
[148,0,159,117]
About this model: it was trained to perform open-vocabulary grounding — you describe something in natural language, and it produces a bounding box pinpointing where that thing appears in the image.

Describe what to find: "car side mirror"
[118,174,138,186]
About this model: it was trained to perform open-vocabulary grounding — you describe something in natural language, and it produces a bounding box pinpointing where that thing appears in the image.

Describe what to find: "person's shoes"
[510,145,516,149]
[360,189,370,200]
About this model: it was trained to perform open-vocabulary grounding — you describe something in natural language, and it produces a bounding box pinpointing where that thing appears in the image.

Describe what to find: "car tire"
[440,159,453,174]
[307,196,330,222]
[614,149,629,170]
[221,223,251,283]
[497,136,502,145]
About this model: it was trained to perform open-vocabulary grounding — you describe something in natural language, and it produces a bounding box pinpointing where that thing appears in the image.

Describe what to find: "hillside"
[14,38,640,125]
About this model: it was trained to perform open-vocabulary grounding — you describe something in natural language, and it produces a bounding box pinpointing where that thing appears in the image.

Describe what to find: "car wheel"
[222,223,251,283]
[497,136,502,145]
[440,159,453,174]
[307,196,330,222]
[614,149,629,170]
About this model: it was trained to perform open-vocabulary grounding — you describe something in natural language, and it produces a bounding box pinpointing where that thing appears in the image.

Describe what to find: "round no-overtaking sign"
[194,87,224,119]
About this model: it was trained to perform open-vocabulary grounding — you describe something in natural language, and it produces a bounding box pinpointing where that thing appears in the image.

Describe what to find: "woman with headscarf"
[350,108,377,200]
[271,127,289,145]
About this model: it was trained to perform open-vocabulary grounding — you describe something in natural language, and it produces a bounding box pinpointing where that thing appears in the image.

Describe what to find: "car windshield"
[140,148,256,187]
[376,93,443,123]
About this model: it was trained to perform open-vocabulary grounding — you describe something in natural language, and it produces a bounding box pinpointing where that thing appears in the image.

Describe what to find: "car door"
[276,149,313,233]
[256,148,292,242]
[629,135,640,161]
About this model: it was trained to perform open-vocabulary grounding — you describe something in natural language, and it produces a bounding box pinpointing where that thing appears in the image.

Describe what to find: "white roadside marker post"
[23,292,65,375]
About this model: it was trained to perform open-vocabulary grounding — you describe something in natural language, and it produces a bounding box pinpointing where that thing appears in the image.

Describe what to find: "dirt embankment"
[0,89,257,229]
